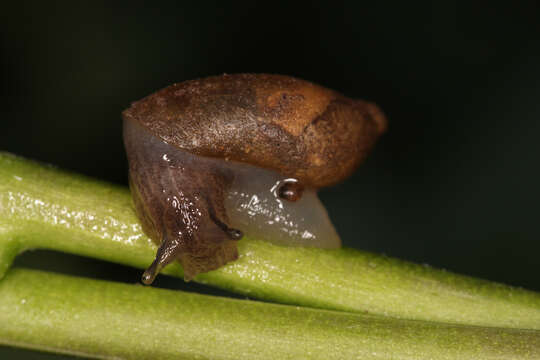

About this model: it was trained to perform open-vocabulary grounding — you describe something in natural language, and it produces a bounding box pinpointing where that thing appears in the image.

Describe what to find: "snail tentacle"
[141,234,177,285]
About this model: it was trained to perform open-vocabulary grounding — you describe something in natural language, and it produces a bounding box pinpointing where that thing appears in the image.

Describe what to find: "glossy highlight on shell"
[122,73,386,283]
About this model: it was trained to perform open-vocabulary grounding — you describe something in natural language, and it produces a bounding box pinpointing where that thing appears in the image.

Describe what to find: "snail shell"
[122,74,386,283]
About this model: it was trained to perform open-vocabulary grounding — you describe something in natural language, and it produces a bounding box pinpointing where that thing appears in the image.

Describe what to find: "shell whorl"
[122,73,386,187]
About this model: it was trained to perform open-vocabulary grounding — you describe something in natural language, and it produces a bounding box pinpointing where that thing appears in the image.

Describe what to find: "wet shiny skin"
[149,139,342,249]
[224,165,341,249]
[153,140,342,249]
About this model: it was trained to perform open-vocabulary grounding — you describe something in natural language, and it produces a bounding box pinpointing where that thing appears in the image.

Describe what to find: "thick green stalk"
[1,268,539,360]
[1,151,539,331]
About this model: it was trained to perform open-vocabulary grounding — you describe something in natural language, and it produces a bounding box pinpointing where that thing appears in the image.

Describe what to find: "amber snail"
[122,73,386,283]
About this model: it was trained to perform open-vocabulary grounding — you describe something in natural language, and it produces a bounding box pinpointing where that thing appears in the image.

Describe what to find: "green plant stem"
[1,268,539,360]
[1,151,539,331]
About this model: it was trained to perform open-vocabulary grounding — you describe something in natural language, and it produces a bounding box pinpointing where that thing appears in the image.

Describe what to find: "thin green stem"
[1,151,539,332]
[1,268,539,360]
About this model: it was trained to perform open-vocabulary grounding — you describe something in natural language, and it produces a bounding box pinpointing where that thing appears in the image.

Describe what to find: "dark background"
[1,1,539,358]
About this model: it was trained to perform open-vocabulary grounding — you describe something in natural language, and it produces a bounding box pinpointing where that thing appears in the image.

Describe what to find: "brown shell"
[122,73,386,188]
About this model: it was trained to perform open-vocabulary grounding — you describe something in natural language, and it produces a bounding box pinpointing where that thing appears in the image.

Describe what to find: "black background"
[1,1,539,358]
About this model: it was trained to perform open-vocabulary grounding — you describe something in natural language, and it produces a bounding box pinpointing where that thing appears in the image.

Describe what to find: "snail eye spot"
[278,180,304,202]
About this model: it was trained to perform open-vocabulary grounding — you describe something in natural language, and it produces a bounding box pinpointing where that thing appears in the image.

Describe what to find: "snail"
[122,73,386,283]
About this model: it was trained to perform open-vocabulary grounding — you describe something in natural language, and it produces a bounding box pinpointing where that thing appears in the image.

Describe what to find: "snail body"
[123,74,386,283]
